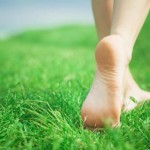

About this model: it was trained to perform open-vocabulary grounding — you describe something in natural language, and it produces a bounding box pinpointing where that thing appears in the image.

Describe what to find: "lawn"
[0,17,150,149]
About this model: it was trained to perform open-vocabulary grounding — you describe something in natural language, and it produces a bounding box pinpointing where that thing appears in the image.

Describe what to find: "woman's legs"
[81,0,150,128]
[92,0,150,111]
[111,0,150,111]
[92,0,113,40]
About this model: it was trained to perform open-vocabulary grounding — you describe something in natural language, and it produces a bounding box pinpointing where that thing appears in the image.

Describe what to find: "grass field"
[0,16,150,149]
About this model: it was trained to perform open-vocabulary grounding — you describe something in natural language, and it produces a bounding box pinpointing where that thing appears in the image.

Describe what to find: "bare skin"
[92,0,150,111]
[123,68,150,111]
[81,0,150,128]
[82,35,128,128]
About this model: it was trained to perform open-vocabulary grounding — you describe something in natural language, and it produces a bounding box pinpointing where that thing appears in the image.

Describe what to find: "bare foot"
[122,68,150,111]
[81,35,130,128]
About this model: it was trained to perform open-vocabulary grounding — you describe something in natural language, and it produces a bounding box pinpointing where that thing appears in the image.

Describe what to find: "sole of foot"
[81,35,129,129]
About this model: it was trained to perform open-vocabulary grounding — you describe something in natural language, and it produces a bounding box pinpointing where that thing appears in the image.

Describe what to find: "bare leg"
[92,0,113,39]
[81,0,150,129]
[111,0,150,111]
[92,0,150,111]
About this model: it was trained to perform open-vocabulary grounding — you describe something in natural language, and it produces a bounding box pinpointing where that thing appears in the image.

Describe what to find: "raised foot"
[81,35,129,128]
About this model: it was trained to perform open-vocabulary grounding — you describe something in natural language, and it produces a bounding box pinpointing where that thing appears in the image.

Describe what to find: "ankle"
[111,34,133,61]
[96,35,132,65]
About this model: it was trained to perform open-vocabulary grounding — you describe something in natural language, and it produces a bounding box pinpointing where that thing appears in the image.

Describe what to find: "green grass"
[0,17,150,149]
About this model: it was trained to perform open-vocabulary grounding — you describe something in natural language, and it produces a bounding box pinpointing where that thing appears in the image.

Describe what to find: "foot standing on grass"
[81,0,150,129]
